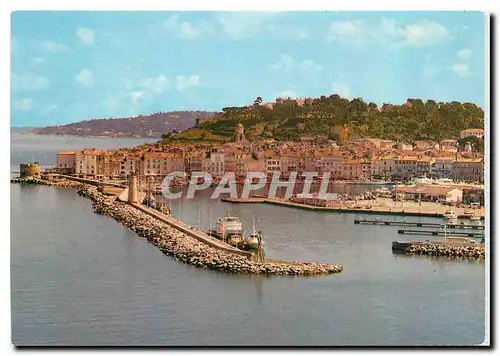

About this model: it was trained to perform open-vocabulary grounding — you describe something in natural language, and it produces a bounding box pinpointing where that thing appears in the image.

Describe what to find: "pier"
[354,219,484,230]
[397,229,485,238]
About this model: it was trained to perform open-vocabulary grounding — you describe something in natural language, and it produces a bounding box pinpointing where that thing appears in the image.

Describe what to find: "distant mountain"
[11,126,39,134]
[29,111,216,138]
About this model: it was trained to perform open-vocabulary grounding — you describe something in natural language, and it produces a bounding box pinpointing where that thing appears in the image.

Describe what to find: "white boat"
[244,217,260,250]
[211,210,243,241]
[443,209,457,219]
[443,209,458,225]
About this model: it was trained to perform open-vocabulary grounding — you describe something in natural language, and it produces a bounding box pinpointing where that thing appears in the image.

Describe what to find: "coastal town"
[50,124,485,207]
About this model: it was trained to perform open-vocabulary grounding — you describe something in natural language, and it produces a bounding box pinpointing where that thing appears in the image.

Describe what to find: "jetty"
[11,174,343,276]
[397,229,485,238]
[392,240,484,259]
[354,219,484,230]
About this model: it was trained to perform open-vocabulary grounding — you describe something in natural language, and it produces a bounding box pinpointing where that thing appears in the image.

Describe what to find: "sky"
[10,11,486,127]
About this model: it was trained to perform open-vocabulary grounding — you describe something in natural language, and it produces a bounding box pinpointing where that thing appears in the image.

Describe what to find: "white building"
[460,128,484,139]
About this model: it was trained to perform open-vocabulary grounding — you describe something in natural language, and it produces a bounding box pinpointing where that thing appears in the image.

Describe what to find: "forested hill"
[172,96,484,143]
[29,111,216,137]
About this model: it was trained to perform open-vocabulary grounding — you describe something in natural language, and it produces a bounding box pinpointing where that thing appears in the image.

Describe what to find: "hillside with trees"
[29,111,216,138]
[170,95,484,144]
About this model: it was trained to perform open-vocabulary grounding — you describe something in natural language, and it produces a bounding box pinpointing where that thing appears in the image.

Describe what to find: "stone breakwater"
[77,186,343,276]
[10,176,85,189]
[405,243,485,259]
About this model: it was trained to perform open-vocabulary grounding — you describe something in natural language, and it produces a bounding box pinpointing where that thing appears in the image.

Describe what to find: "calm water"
[10,135,486,346]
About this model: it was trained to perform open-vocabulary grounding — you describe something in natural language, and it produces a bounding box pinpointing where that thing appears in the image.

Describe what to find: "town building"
[56,151,77,174]
[396,185,463,204]
[431,157,454,179]
[372,156,396,180]
[452,158,484,182]
[394,156,419,180]
[460,128,484,139]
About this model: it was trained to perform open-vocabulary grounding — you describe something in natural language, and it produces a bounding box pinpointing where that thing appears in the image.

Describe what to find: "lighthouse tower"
[128,172,138,203]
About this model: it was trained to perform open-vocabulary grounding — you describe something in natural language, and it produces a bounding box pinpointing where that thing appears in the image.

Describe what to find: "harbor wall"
[132,203,254,259]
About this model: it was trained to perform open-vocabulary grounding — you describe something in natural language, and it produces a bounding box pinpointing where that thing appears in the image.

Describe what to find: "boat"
[443,209,458,225]
[443,209,457,219]
[243,217,261,251]
[209,209,244,243]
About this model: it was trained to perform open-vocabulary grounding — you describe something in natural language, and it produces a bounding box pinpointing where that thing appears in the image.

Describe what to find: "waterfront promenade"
[222,197,485,219]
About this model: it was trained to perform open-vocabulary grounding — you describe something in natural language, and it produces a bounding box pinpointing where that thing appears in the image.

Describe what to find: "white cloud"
[277,90,297,98]
[75,68,94,87]
[397,20,450,47]
[161,14,215,39]
[457,49,472,60]
[175,75,200,91]
[40,40,68,53]
[327,18,450,48]
[140,75,169,94]
[11,73,50,92]
[450,48,473,77]
[299,60,323,73]
[332,83,352,99]
[76,27,94,45]
[270,54,295,73]
[217,13,266,39]
[450,63,471,77]
[15,98,33,111]
[131,91,144,105]
[329,20,365,38]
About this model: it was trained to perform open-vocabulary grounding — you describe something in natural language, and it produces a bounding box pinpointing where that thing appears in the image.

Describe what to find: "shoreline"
[10,177,343,276]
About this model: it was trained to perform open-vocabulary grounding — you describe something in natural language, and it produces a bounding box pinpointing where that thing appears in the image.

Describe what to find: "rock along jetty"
[10,176,85,189]
[12,177,343,276]
[392,241,485,259]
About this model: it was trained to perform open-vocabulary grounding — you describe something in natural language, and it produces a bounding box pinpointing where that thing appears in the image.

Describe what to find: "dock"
[354,219,484,230]
[397,229,485,238]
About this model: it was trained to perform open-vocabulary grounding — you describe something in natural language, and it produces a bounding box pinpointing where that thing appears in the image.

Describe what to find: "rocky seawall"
[80,186,343,276]
[12,177,343,276]
[405,243,484,259]
[10,176,85,189]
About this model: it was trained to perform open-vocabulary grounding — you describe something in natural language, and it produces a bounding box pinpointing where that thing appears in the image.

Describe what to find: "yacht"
[443,209,458,225]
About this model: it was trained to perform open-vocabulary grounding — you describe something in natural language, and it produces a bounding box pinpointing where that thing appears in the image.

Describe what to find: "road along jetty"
[11,176,343,276]
[392,241,485,259]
